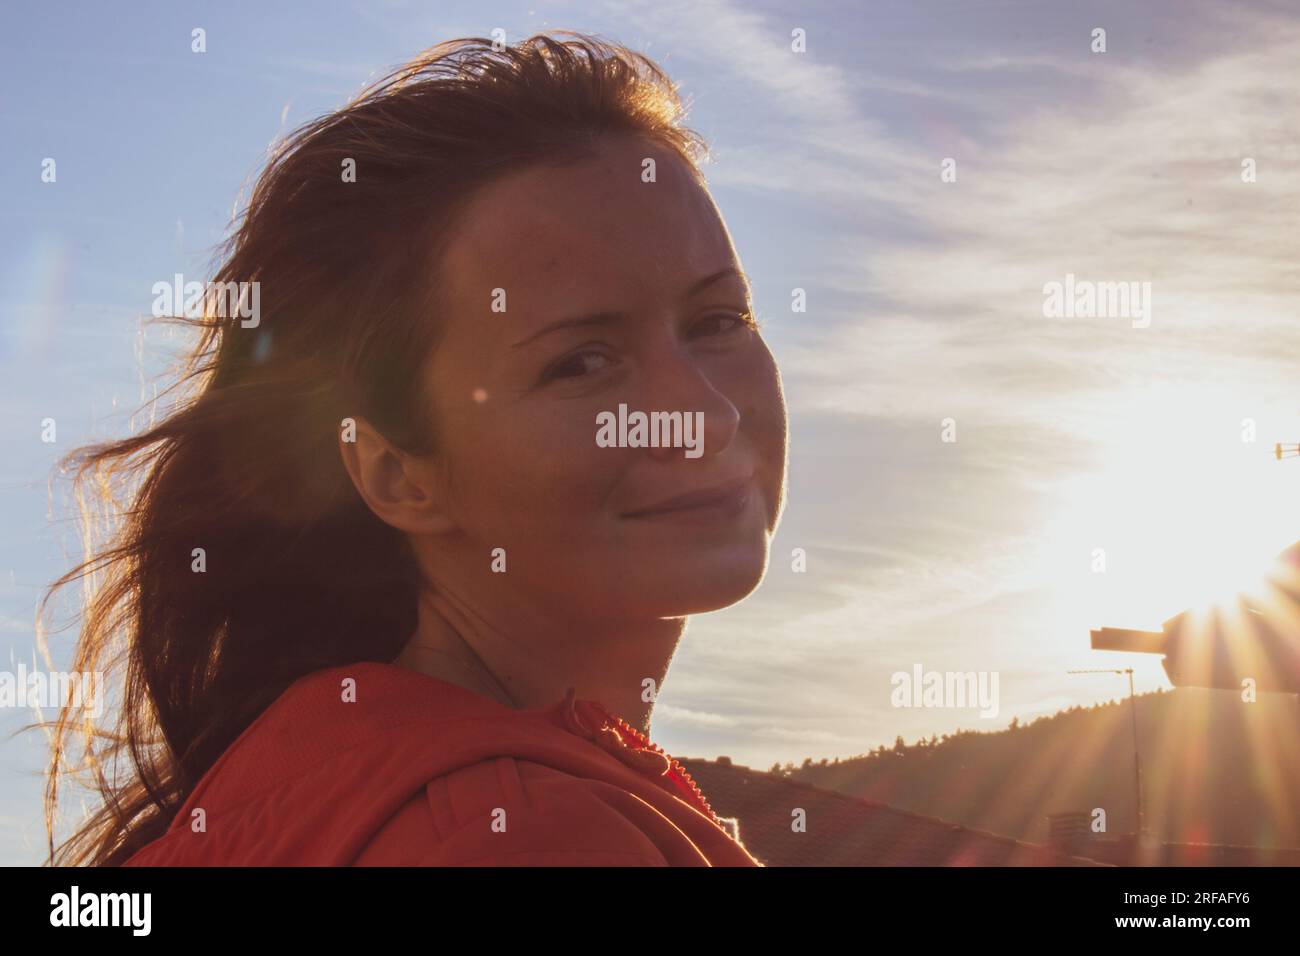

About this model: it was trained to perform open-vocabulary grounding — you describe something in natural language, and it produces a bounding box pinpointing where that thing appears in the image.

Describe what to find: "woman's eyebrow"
[509,267,751,350]
[510,311,624,349]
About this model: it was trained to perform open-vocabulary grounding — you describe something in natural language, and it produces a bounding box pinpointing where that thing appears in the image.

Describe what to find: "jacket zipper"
[556,690,723,827]
[590,703,723,827]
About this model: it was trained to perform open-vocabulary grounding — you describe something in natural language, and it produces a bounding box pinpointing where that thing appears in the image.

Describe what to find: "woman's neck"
[393,584,685,735]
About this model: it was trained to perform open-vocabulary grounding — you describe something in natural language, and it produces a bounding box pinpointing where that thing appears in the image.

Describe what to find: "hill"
[781,687,1300,848]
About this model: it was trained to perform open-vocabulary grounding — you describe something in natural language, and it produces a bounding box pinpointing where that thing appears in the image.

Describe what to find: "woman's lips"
[622,473,755,521]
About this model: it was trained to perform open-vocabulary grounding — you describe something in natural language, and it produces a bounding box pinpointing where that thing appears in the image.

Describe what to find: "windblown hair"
[40,31,707,866]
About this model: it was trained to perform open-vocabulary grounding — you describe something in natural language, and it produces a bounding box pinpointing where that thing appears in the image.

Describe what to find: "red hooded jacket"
[121,661,761,866]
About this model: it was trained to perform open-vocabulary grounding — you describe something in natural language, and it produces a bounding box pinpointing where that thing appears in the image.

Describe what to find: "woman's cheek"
[496,416,613,519]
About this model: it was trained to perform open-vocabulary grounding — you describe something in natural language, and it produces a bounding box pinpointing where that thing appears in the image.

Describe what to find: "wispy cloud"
[600,0,1300,765]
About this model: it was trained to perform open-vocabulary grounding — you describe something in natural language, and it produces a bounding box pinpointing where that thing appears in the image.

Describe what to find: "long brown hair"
[39,31,707,866]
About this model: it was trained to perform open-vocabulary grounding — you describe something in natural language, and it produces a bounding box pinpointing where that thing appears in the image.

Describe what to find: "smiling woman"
[40,31,787,867]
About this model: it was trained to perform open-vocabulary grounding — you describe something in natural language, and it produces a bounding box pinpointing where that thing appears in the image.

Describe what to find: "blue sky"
[3,0,1299,864]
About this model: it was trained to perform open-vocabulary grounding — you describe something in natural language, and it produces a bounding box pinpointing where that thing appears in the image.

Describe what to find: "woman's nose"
[641,353,740,463]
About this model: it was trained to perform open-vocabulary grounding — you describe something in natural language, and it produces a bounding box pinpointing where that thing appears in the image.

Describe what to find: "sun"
[1036,382,1300,642]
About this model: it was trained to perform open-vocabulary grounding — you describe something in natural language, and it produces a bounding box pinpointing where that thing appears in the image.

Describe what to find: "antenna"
[1067,667,1144,837]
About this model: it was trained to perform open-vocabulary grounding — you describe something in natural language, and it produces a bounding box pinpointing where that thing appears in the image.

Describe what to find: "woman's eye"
[690,310,756,339]
[541,349,612,383]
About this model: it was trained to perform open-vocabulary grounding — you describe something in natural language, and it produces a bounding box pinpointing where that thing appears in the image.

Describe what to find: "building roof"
[679,757,1106,867]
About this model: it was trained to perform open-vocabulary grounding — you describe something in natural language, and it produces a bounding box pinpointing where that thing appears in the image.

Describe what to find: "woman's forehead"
[441,141,729,292]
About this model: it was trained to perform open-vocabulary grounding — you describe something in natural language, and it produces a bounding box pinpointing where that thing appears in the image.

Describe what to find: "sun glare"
[1038,384,1300,645]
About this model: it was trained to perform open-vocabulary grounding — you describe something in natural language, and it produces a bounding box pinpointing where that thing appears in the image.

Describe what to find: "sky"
[2,0,1299,864]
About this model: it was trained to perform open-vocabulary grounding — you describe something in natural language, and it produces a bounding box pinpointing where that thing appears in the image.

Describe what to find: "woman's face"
[416,134,787,622]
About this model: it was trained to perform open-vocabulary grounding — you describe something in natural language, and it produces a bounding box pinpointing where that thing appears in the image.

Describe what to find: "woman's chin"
[638,548,771,616]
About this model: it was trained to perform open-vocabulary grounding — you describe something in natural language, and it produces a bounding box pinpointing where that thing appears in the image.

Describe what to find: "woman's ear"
[337,415,458,535]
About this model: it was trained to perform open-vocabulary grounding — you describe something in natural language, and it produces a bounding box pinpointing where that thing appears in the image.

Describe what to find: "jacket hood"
[121,662,755,866]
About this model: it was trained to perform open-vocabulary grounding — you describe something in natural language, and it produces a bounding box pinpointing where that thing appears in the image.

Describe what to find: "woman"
[42,31,788,867]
